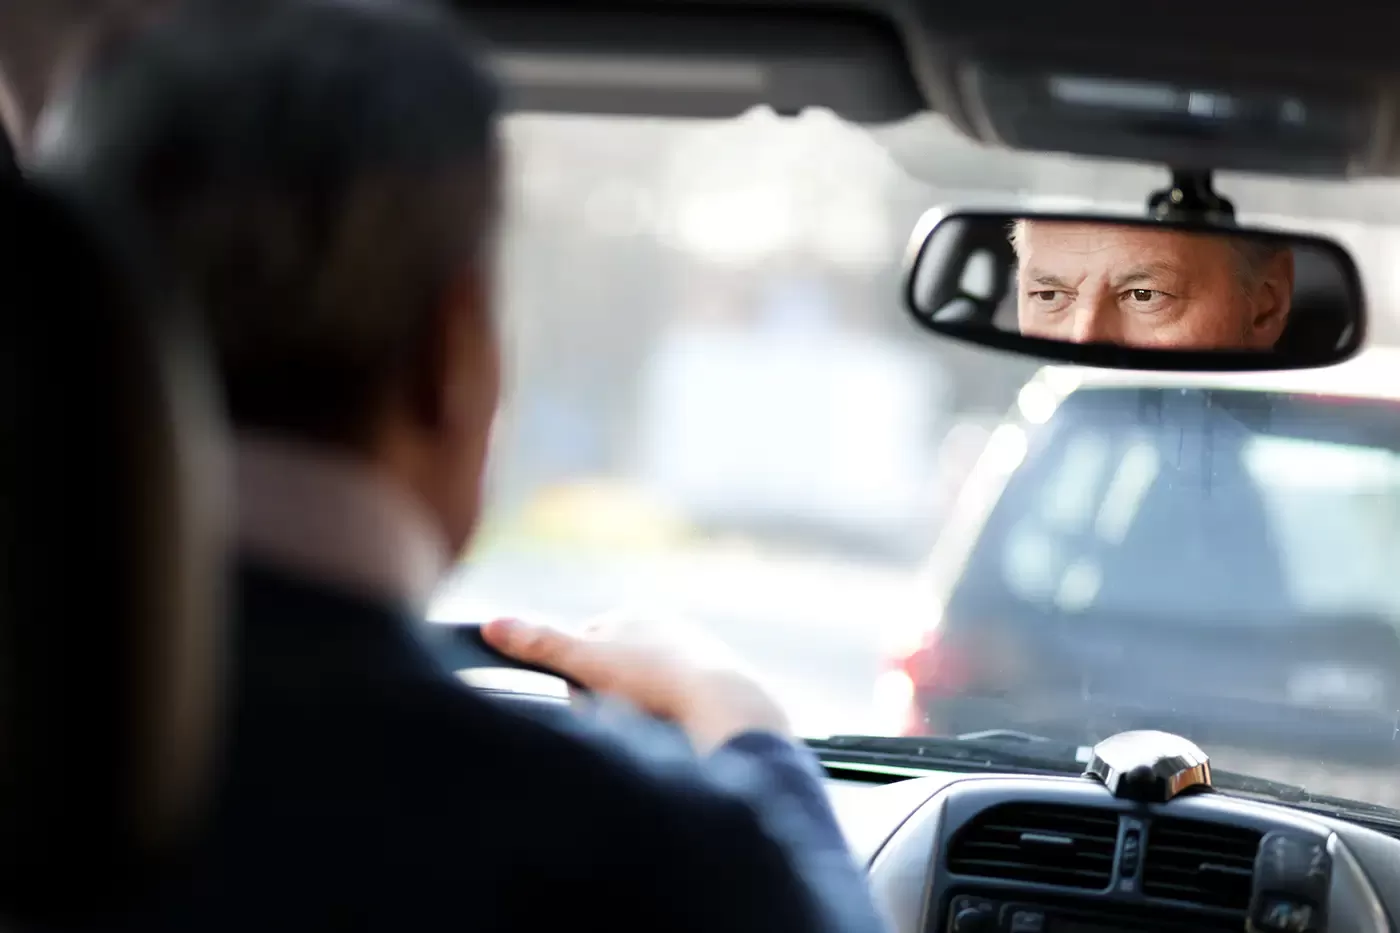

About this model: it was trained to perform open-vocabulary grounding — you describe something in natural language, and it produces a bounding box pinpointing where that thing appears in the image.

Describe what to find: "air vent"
[1142,817,1262,910]
[947,803,1119,890]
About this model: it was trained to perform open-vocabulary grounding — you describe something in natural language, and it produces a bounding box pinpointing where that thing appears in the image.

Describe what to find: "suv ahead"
[881,354,1400,768]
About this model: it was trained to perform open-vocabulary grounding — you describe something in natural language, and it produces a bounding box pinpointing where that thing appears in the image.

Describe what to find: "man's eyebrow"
[1110,262,1183,289]
[1025,269,1073,289]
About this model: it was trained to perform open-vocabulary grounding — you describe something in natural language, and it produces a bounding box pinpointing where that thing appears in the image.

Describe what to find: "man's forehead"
[1018,221,1250,280]
[1020,220,1204,254]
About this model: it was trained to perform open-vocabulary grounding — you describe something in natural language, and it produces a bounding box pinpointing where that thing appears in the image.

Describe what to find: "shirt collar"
[233,432,450,614]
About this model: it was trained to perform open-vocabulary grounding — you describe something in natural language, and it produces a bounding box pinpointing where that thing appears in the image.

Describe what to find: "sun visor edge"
[937,55,1389,179]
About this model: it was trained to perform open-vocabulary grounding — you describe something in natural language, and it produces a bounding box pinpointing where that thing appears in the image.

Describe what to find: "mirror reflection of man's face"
[1014,221,1293,349]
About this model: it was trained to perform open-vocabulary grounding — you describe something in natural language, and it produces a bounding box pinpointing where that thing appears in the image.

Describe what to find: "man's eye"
[1123,288,1172,311]
[1031,290,1061,302]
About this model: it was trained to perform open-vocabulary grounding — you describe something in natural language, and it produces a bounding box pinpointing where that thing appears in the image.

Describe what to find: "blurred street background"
[430,110,1400,806]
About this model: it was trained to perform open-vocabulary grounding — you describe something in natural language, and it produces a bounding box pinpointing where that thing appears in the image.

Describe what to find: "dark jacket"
[150,559,886,932]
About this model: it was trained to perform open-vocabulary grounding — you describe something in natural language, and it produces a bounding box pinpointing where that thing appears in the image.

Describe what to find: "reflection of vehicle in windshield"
[884,358,1400,778]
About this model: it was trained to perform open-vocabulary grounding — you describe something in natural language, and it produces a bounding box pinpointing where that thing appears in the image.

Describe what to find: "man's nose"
[1068,298,1120,344]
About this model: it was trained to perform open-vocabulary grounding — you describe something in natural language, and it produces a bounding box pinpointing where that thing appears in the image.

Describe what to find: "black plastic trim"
[903,208,1367,372]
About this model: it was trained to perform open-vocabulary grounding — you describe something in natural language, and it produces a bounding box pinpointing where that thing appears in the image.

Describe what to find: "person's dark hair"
[35,0,503,448]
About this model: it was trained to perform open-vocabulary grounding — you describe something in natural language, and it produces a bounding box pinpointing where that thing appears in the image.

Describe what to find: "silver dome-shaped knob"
[1084,730,1211,802]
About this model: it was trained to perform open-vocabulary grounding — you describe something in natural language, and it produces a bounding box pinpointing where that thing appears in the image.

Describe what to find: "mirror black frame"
[902,207,1368,372]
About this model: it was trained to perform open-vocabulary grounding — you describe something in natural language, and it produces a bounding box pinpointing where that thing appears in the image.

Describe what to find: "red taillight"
[897,629,971,697]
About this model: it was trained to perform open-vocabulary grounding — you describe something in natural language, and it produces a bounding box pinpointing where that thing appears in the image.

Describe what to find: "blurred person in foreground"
[33,1,886,931]
[1012,219,1294,349]
[0,0,80,148]
[0,0,161,152]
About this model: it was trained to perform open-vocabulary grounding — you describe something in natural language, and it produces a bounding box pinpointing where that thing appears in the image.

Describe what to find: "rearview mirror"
[904,209,1365,371]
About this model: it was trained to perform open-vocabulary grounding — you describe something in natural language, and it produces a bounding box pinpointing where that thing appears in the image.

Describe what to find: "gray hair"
[35,0,502,448]
[1008,218,1288,291]
[1228,237,1291,290]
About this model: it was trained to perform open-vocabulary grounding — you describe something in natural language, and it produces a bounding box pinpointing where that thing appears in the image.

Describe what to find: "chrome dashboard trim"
[1084,730,1211,802]
[868,784,948,933]
[1328,831,1393,933]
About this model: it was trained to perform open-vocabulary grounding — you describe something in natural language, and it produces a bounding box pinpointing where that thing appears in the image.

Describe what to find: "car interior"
[416,2,1400,931]
[8,1,1400,932]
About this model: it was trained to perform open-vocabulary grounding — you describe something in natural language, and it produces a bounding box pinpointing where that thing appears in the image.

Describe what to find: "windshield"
[431,109,1400,813]
[971,391,1400,620]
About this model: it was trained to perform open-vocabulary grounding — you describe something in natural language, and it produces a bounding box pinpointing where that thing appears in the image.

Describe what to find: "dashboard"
[824,768,1400,933]
[471,681,1400,933]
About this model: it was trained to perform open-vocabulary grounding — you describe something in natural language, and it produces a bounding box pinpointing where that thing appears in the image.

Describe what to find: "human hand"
[481,613,792,754]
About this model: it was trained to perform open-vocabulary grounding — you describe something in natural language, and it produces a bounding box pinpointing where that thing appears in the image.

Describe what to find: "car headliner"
[461,0,1400,177]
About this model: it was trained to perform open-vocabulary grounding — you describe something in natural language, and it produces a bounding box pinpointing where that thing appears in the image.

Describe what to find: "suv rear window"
[956,387,1400,623]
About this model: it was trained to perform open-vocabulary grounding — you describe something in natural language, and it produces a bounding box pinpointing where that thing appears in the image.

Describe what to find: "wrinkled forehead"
[1013,220,1239,277]
[1014,220,1222,256]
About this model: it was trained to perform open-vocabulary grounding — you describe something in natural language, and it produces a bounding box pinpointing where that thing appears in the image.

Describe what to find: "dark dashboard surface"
[824,769,1400,933]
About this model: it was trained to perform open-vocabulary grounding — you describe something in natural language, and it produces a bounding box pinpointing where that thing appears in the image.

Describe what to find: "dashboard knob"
[952,906,994,933]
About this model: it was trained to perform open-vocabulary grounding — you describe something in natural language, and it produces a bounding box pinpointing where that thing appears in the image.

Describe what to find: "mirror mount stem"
[1148,168,1236,225]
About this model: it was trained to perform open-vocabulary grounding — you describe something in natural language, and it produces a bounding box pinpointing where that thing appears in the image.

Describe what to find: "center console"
[831,730,1399,933]
[943,892,1240,933]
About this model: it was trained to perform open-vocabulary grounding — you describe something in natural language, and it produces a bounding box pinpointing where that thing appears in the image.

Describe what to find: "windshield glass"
[977,391,1400,620]
[431,109,1400,812]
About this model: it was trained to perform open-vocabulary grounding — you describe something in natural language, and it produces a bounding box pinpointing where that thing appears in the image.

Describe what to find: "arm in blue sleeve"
[624,748,889,933]
[517,699,889,933]
[609,722,889,933]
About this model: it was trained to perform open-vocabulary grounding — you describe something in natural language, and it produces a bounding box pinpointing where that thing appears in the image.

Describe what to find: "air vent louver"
[1142,817,1262,911]
[947,803,1119,890]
